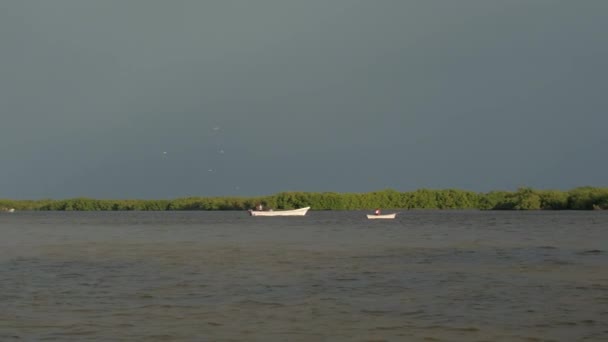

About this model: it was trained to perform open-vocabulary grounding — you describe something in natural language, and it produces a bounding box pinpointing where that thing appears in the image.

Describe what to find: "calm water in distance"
[1,210,607,341]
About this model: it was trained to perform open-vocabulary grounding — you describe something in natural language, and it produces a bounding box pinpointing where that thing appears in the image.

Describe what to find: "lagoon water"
[0,210,607,341]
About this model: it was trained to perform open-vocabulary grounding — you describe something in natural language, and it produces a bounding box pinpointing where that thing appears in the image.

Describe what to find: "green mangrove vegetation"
[1,187,608,211]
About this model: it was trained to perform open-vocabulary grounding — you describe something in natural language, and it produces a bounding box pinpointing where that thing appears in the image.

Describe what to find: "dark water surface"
[1,211,607,341]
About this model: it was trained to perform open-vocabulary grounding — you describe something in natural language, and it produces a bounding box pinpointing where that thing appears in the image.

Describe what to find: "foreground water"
[0,210,606,341]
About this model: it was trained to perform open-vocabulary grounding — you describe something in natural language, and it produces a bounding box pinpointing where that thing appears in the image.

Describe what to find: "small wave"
[319,297,337,301]
[361,309,392,315]
[421,325,480,332]
[447,326,479,332]
[556,321,578,326]
[542,258,573,266]
[578,249,604,255]
[57,273,84,278]
[235,300,285,307]
[399,309,425,316]
[372,325,407,331]
[591,283,608,290]
[128,304,196,310]
[52,329,98,337]
[140,334,175,340]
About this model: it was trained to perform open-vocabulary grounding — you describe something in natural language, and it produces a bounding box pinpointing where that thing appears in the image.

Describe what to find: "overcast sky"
[1,1,607,199]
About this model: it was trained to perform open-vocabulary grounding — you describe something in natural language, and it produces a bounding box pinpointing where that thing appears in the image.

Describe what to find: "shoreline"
[2,187,607,211]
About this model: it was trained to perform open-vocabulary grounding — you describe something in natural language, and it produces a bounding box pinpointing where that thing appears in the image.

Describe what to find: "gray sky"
[1,1,607,199]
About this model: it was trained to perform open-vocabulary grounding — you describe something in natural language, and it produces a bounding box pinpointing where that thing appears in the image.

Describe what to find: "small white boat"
[249,206,310,217]
[367,213,397,219]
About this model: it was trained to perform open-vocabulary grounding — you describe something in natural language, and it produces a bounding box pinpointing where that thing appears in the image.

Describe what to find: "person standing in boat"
[374,208,381,215]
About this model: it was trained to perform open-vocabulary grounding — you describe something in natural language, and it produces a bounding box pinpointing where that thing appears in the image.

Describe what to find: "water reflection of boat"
[249,207,310,217]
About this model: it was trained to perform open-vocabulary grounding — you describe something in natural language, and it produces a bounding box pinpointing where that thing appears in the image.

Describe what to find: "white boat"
[249,207,310,217]
[367,213,397,219]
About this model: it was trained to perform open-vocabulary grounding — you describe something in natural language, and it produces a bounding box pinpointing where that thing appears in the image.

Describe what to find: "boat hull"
[249,207,310,217]
[367,213,396,219]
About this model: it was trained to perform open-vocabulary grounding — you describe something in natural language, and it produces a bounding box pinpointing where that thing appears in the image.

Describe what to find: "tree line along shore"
[2,187,607,211]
